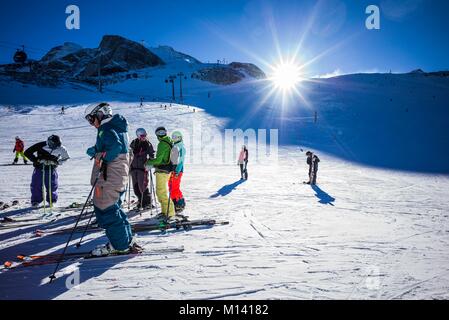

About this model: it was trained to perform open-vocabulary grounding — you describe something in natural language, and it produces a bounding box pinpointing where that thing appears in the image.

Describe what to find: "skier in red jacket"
[13,136,28,165]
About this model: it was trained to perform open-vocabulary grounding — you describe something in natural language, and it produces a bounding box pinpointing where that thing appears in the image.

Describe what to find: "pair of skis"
[33,218,229,237]
[3,246,185,270]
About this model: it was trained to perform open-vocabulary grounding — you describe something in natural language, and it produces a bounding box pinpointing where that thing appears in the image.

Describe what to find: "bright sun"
[271,63,302,90]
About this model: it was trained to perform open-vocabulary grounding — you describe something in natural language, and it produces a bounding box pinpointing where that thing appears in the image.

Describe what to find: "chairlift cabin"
[13,47,28,64]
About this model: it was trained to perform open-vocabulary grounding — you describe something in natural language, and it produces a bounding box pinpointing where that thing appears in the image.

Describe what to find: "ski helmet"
[171,131,183,143]
[136,128,147,138]
[47,135,61,149]
[15,136,20,140]
[155,126,167,137]
[84,102,112,124]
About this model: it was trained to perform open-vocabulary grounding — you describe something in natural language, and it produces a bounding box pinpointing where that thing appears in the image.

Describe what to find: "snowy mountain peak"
[40,42,83,63]
[409,69,425,74]
[149,45,201,65]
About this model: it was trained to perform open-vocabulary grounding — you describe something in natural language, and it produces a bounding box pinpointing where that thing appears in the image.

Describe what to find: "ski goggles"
[155,129,167,137]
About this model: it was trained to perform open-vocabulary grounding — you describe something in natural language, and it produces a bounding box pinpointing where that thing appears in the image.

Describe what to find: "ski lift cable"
[0,40,49,54]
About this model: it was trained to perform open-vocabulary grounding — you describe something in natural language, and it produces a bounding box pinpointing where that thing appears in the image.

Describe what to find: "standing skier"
[169,131,186,213]
[24,135,70,207]
[145,127,175,219]
[237,145,248,180]
[84,102,140,256]
[12,136,28,165]
[305,151,320,185]
[130,128,155,210]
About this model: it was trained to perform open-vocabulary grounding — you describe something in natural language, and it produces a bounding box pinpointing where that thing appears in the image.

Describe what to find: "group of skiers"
[9,103,187,256]
[83,102,186,255]
[10,102,320,257]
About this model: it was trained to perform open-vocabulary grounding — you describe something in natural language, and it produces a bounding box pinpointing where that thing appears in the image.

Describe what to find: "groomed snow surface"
[0,102,448,300]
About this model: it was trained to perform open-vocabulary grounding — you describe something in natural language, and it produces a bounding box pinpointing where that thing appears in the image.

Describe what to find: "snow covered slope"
[2,69,447,172]
[0,102,449,300]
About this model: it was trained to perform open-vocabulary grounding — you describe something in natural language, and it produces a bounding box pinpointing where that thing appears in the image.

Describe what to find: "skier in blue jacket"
[84,102,141,256]
[169,131,186,213]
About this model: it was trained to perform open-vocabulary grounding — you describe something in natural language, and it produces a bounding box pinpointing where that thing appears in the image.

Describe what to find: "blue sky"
[0,0,448,75]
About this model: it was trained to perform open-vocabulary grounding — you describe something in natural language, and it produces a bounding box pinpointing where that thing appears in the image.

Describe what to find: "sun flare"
[271,62,303,90]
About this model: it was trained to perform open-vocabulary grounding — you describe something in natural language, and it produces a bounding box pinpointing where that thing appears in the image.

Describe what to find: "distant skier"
[305,151,320,185]
[24,135,70,207]
[61,106,65,115]
[130,128,155,210]
[84,102,141,256]
[140,97,144,108]
[237,145,248,180]
[12,136,28,165]
[145,127,175,219]
[169,131,186,213]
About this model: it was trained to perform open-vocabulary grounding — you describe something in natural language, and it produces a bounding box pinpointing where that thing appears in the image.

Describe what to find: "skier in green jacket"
[145,127,175,219]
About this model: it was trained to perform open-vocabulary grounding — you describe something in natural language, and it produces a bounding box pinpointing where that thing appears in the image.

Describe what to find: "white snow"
[0,99,448,300]
[0,56,449,299]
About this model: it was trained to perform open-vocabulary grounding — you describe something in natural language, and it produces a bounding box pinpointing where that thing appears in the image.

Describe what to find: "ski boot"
[91,242,129,257]
[174,198,186,213]
[129,237,144,253]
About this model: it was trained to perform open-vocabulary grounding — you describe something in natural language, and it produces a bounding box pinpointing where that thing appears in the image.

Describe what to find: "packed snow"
[1,54,449,299]
[0,98,449,299]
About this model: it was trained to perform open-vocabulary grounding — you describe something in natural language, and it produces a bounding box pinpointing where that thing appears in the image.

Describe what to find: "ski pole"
[49,166,53,210]
[75,208,96,248]
[49,172,100,282]
[139,176,144,217]
[42,165,46,214]
[150,169,158,214]
[128,173,131,211]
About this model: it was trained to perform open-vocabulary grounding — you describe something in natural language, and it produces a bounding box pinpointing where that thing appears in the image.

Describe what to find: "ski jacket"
[14,139,24,153]
[306,155,312,166]
[237,149,248,164]
[130,138,155,171]
[170,141,186,174]
[24,141,70,168]
[147,135,174,173]
[92,114,129,163]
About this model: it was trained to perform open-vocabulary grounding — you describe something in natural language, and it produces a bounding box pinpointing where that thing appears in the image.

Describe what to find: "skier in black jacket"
[24,135,70,206]
[130,128,155,209]
[305,151,320,185]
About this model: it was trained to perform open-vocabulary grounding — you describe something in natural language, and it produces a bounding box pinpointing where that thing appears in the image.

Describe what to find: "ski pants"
[131,169,151,207]
[31,166,58,204]
[169,172,183,201]
[155,172,175,217]
[94,195,133,251]
[239,162,247,178]
[14,151,28,162]
[311,169,318,185]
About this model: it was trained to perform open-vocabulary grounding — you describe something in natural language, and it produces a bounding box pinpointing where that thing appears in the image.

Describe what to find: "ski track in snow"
[0,103,448,299]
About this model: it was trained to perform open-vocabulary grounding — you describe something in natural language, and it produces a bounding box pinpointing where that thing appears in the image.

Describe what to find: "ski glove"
[86,146,97,158]
[145,163,153,171]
